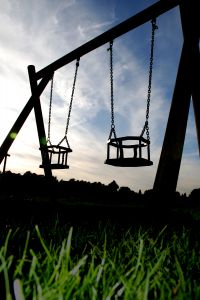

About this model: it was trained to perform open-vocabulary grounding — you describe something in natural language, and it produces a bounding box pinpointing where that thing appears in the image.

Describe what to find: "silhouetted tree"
[108,180,119,192]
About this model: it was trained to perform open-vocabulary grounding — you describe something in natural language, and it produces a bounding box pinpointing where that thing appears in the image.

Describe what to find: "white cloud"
[0,0,199,194]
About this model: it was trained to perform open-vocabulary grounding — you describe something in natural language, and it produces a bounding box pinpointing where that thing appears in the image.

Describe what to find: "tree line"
[0,171,199,208]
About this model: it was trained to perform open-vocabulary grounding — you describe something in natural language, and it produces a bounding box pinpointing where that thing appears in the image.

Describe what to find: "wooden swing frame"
[40,145,72,169]
[0,0,199,192]
[105,136,153,167]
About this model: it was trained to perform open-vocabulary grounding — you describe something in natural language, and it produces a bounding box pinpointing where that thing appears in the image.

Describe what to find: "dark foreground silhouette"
[0,171,199,225]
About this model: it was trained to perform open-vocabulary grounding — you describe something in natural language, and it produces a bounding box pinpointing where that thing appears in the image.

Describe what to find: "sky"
[0,0,199,194]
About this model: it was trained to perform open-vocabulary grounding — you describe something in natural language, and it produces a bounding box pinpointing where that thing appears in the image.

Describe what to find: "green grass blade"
[13,278,25,300]
[35,225,52,260]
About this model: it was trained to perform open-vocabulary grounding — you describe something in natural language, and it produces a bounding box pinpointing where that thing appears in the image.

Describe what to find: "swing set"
[105,18,157,167]
[40,59,80,169]
[0,0,199,192]
[41,17,157,170]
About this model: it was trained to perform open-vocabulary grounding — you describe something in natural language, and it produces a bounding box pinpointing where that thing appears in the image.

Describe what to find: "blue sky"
[0,0,199,194]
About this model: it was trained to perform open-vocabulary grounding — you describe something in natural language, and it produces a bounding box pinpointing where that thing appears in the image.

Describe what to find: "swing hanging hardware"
[107,40,117,142]
[40,58,80,170]
[105,19,158,167]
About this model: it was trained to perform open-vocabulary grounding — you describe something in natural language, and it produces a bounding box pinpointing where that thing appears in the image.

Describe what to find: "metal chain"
[141,18,158,140]
[108,40,117,140]
[47,73,54,145]
[58,58,80,146]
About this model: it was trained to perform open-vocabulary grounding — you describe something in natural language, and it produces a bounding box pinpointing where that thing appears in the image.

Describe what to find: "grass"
[0,218,200,299]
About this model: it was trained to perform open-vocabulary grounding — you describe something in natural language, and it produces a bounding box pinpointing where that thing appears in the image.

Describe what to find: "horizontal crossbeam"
[36,0,180,80]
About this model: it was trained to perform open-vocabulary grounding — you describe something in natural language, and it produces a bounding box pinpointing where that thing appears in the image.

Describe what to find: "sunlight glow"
[10,132,17,140]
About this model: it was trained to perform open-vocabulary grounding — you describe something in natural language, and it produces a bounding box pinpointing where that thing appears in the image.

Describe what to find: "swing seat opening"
[105,136,153,167]
[40,145,72,169]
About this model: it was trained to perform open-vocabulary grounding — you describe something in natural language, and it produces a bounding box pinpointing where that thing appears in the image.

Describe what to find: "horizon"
[0,0,199,195]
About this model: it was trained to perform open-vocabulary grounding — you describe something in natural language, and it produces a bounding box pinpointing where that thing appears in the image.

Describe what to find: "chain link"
[141,18,158,140]
[47,73,54,145]
[108,40,117,140]
[58,58,80,146]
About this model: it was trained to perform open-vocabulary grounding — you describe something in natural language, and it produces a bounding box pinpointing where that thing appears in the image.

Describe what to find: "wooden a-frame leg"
[153,0,199,192]
[28,65,52,178]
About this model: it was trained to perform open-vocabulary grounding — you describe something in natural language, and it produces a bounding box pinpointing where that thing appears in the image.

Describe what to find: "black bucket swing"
[105,19,158,167]
[40,58,80,169]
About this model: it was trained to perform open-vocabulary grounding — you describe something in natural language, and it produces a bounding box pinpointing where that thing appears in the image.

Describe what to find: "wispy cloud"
[0,0,199,194]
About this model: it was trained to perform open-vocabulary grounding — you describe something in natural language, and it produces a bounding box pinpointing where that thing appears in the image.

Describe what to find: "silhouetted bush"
[0,170,199,225]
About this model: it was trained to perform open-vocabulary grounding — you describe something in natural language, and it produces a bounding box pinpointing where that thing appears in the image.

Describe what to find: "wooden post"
[0,75,51,165]
[28,65,52,178]
[153,0,199,192]
[179,0,200,154]
[3,154,10,173]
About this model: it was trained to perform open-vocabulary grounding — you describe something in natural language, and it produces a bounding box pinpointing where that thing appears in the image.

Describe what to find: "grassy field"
[0,216,200,300]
